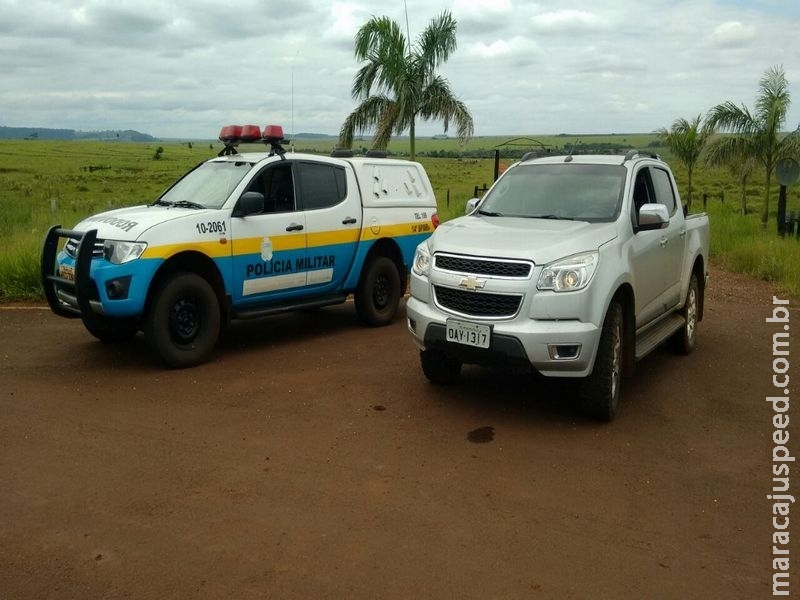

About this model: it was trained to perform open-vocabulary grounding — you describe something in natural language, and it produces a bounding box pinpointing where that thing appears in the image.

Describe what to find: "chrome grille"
[64,238,104,258]
[434,254,531,278]
[434,286,522,318]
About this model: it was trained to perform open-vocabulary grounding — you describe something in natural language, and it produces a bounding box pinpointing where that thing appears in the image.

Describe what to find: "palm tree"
[339,11,474,161]
[657,115,713,210]
[705,65,800,227]
[733,156,758,217]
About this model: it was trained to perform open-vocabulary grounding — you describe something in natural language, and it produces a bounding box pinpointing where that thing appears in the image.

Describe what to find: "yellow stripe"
[359,221,429,241]
[141,221,426,259]
[307,229,360,247]
[143,240,230,259]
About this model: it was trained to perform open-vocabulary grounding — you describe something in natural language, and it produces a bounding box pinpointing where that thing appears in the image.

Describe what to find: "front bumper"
[406,279,602,378]
[41,226,153,319]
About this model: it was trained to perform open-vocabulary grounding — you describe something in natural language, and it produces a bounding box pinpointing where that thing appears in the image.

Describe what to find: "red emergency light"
[240,124,262,142]
[262,125,284,142]
[218,125,243,143]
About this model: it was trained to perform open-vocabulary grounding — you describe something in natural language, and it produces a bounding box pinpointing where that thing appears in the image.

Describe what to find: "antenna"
[564,138,580,162]
[291,50,298,151]
[404,0,411,53]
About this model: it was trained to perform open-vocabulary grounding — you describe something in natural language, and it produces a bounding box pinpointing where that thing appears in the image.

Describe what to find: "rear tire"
[671,273,699,355]
[355,256,401,326]
[420,349,462,385]
[145,273,220,368]
[580,302,623,422]
[82,312,139,342]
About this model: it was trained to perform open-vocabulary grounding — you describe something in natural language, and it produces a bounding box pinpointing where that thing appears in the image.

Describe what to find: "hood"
[73,205,211,240]
[431,215,618,264]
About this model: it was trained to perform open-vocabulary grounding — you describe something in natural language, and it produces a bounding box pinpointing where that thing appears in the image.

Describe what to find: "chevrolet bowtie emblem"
[458,276,486,291]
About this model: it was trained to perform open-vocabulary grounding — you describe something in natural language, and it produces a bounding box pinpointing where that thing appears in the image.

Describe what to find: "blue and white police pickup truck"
[406,151,709,421]
[41,124,439,367]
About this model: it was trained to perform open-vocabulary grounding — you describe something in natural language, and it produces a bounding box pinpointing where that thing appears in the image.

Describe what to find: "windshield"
[478,163,625,222]
[156,160,254,209]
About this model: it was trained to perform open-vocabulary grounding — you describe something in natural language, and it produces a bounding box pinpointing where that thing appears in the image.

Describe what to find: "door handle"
[285,223,304,232]
[659,237,668,247]
[342,217,357,225]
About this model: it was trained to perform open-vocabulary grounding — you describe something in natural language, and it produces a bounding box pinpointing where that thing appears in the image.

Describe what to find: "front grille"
[434,285,522,318]
[65,238,104,258]
[435,254,531,278]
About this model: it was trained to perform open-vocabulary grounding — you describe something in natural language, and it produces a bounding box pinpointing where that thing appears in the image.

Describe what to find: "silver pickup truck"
[406,151,710,421]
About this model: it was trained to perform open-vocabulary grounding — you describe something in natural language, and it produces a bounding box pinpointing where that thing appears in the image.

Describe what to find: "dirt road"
[0,265,797,599]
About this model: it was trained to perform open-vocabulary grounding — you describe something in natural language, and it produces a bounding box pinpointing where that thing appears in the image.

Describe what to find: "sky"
[1,0,799,140]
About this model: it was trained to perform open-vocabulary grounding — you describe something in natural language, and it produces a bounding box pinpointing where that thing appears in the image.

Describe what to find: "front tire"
[354,256,401,326]
[671,273,699,355]
[145,273,220,368]
[580,302,623,422]
[420,349,462,385]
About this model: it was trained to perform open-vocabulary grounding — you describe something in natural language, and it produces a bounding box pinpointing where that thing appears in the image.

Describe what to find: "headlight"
[103,240,147,264]
[412,242,431,277]
[537,251,598,292]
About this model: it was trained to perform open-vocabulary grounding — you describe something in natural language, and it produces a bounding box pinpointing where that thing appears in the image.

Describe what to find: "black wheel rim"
[686,286,697,344]
[373,273,389,309]
[610,320,621,408]
[169,297,200,344]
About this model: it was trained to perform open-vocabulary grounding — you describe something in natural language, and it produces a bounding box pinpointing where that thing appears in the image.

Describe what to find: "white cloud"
[709,21,757,48]
[530,9,608,34]
[0,0,798,138]
[466,36,540,60]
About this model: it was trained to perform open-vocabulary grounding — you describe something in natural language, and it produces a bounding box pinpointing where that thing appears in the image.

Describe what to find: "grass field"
[1,137,798,301]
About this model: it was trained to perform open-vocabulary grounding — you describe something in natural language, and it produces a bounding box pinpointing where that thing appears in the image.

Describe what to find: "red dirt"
[0,264,797,598]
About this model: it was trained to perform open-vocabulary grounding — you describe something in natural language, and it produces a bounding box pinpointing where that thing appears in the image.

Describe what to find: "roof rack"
[330,147,354,158]
[623,150,662,163]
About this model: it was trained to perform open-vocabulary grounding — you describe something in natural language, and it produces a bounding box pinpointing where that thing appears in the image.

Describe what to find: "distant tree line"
[419,141,637,159]
[0,126,156,142]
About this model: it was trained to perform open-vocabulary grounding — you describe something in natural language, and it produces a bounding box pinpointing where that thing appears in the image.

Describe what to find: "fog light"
[407,317,417,333]
[106,276,132,300]
[548,344,581,360]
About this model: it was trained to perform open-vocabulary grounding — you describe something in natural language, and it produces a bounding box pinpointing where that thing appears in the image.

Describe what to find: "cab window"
[631,167,654,228]
[245,163,296,213]
[650,167,677,215]
[297,162,347,210]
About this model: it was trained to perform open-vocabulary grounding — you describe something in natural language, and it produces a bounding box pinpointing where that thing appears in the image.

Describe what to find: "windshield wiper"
[170,200,206,209]
[151,199,172,207]
[478,209,504,217]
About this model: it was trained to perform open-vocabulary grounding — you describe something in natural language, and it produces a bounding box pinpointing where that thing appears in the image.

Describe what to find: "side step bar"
[635,313,685,361]
[232,293,349,320]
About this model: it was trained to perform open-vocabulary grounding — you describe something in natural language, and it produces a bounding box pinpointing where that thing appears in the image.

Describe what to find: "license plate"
[59,264,75,281]
[446,319,491,349]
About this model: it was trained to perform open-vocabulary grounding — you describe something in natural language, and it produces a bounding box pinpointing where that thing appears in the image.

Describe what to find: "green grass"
[1,138,799,301]
[703,201,800,295]
[0,233,42,300]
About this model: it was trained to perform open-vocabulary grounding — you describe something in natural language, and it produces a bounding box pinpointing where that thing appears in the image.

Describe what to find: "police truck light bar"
[218,124,287,157]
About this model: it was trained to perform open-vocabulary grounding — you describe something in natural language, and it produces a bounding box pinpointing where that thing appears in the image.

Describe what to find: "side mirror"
[233,191,265,217]
[638,203,669,231]
[465,197,481,215]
